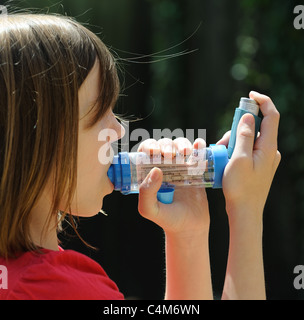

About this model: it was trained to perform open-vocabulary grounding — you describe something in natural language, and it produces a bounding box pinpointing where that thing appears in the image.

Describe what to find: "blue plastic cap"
[107,155,121,190]
[107,165,114,183]
[119,152,131,193]
[157,188,175,204]
[107,153,132,192]
[210,145,229,189]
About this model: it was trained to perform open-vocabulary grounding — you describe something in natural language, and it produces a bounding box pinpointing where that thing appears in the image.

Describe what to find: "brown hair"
[0,13,120,258]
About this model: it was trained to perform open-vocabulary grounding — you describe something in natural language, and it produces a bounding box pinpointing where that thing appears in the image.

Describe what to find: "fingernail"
[144,168,159,187]
[150,168,160,182]
[242,114,254,127]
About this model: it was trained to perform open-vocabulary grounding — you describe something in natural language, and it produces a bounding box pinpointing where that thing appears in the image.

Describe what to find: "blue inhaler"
[227,97,261,158]
[107,97,261,204]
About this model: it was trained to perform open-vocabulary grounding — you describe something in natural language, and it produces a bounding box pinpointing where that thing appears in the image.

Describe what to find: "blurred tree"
[225,0,304,299]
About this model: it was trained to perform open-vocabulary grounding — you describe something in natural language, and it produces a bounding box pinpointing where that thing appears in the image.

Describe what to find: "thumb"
[233,113,255,159]
[138,167,163,219]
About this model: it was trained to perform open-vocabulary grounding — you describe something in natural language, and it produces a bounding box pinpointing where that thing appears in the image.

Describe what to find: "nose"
[110,116,125,142]
[114,118,125,141]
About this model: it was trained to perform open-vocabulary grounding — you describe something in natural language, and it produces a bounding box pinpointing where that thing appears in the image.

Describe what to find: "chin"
[70,197,104,217]
[69,180,114,217]
[73,206,103,217]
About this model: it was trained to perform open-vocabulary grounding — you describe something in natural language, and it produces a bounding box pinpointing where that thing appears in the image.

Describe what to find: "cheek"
[73,121,115,215]
[71,143,111,216]
[78,140,106,178]
[77,129,112,192]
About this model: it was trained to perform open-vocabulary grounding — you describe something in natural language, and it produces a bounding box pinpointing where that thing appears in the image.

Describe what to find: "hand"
[137,137,210,237]
[217,91,281,220]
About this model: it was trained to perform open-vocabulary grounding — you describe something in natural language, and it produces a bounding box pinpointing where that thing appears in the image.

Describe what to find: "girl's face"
[75,60,125,216]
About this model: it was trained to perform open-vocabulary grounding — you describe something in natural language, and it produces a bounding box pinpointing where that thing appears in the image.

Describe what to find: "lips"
[107,175,114,188]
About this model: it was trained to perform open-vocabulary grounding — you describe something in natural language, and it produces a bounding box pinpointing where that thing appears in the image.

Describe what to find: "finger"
[272,150,281,174]
[158,138,176,158]
[138,167,163,219]
[249,91,280,151]
[193,138,207,150]
[216,131,231,147]
[137,138,161,156]
[233,113,255,159]
[173,137,193,155]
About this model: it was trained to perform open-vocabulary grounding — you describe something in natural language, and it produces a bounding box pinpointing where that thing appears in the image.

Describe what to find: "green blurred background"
[3,0,304,299]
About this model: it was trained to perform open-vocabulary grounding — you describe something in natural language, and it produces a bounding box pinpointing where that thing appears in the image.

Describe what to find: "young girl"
[0,13,280,300]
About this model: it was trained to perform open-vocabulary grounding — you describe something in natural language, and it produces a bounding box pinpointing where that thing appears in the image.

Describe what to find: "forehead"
[78,59,100,119]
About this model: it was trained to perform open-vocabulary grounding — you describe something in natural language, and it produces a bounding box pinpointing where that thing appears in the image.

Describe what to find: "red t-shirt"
[0,247,124,300]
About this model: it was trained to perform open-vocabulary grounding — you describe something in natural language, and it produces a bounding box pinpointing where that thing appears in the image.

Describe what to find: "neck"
[30,196,59,251]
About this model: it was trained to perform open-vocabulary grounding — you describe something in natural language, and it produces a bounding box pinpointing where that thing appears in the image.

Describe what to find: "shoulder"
[0,249,124,300]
